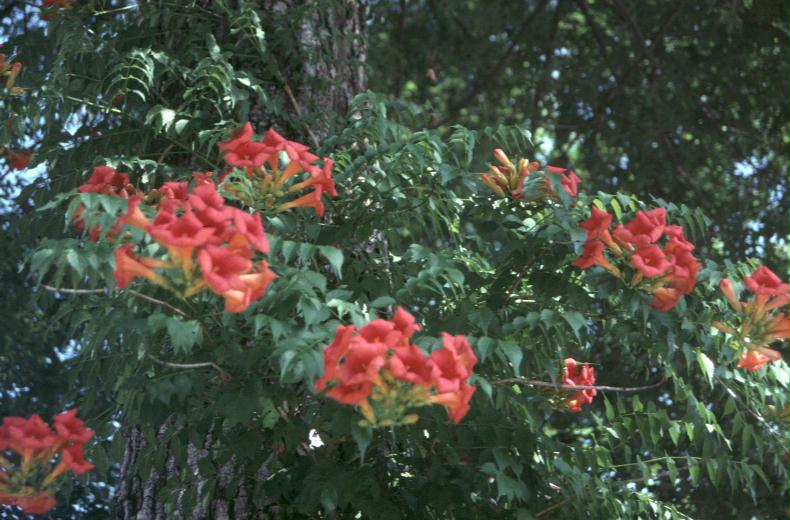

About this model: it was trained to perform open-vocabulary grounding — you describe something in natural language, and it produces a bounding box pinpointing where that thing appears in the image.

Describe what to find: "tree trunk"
[113,2,366,519]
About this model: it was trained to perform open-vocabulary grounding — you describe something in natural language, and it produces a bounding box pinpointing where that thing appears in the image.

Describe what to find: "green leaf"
[669,424,681,446]
[604,398,616,421]
[370,296,395,308]
[696,350,715,388]
[561,310,586,341]
[320,486,338,512]
[258,397,279,429]
[318,246,344,278]
[166,318,203,355]
[610,198,623,220]
[689,461,701,485]
[350,422,372,462]
[499,340,523,377]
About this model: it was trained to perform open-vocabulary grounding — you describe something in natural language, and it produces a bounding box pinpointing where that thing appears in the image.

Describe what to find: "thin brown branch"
[533,1,564,106]
[39,283,189,317]
[587,1,685,129]
[606,0,646,49]
[271,60,321,150]
[126,289,189,317]
[534,498,570,518]
[432,0,550,127]
[573,0,609,61]
[147,354,229,382]
[156,143,175,164]
[491,377,668,393]
[39,283,107,294]
[648,0,685,54]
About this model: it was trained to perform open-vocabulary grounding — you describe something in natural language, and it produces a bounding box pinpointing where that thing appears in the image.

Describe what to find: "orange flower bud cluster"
[0,410,94,516]
[713,266,788,372]
[217,123,337,218]
[480,148,580,200]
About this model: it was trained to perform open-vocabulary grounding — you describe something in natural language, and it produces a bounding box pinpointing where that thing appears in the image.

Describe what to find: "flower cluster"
[74,166,275,313]
[713,266,788,372]
[217,123,337,218]
[0,410,94,515]
[573,206,700,311]
[480,148,580,200]
[560,358,597,412]
[0,47,23,96]
[315,308,477,426]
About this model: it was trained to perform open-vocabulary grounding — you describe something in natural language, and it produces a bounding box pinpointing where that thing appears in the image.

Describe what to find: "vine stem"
[489,377,668,393]
[146,354,229,382]
[38,284,189,317]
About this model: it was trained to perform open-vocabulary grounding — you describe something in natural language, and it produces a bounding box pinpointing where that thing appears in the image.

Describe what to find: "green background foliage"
[0,1,787,519]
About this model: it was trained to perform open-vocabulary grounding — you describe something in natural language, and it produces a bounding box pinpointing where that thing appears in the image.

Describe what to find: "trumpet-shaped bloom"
[325,340,388,405]
[737,350,770,372]
[197,244,253,294]
[631,245,672,277]
[744,266,789,296]
[580,207,613,239]
[315,325,356,391]
[220,260,277,313]
[78,166,130,195]
[114,244,167,288]
[10,491,57,515]
[218,123,271,167]
[546,166,581,198]
[229,209,270,255]
[624,208,666,245]
[277,187,325,217]
[429,334,477,394]
[149,209,216,248]
[60,443,94,475]
[53,409,94,445]
[572,240,605,269]
[562,358,597,412]
[651,287,681,312]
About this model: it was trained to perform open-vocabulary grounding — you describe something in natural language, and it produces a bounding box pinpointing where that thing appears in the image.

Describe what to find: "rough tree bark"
[112,2,367,519]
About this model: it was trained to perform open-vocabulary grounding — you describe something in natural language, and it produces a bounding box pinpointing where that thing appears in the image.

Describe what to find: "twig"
[431,0,550,127]
[490,377,668,393]
[271,61,321,150]
[156,143,175,164]
[39,283,107,294]
[147,353,229,382]
[534,498,569,518]
[126,289,189,317]
[39,283,189,317]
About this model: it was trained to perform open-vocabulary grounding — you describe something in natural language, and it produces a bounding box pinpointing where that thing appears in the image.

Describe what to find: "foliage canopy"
[0,1,787,519]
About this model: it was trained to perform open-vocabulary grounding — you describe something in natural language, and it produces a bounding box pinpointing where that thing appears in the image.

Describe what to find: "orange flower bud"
[492,148,514,169]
